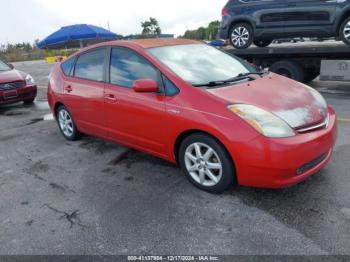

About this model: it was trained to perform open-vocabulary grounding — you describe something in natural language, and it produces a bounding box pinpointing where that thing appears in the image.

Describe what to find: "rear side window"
[109,47,159,88]
[61,58,75,76]
[74,49,105,82]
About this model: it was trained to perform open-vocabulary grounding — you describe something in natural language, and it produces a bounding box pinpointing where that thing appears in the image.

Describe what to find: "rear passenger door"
[63,48,108,137]
[283,0,336,29]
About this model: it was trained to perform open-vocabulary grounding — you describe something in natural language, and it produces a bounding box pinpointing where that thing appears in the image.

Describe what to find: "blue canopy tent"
[37,24,118,49]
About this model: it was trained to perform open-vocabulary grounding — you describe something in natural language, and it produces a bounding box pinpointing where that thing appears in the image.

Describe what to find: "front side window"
[110,47,159,88]
[149,44,257,86]
[74,49,105,82]
[0,60,11,71]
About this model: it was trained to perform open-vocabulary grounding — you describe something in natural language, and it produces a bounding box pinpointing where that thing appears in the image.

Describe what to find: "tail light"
[221,7,228,17]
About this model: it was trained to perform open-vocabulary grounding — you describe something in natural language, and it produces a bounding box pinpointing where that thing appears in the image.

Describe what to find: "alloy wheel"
[231,26,250,48]
[58,109,74,137]
[344,21,350,41]
[184,142,223,187]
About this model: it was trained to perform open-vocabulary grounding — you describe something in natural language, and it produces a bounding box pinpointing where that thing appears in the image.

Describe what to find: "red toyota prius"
[48,39,337,193]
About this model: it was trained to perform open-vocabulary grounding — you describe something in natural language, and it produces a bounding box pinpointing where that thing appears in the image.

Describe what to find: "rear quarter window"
[61,58,75,76]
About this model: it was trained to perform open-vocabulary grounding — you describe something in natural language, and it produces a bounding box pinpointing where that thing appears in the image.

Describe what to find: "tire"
[23,98,35,104]
[229,23,253,49]
[269,60,305,82]
[56,105,80,141]
[178,133,235,194]
[254,39,272,48]
[340,17,350,45]
[304,69,320,83]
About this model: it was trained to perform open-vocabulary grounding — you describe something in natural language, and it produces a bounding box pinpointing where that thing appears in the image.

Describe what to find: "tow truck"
[225,41,350,83]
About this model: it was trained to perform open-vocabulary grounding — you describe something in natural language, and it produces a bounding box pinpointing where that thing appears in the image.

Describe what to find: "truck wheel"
[304,69,320,83]
[269,60,305,82]
[340,17,350,45]
[254,39,272,48]
[229,23,253,49]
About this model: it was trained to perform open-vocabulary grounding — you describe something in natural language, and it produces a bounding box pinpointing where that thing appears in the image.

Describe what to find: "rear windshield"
[0,60,11,71]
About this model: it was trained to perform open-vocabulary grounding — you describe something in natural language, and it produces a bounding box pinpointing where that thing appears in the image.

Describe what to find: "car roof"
[69,38,202,59]
[122,38,202,49]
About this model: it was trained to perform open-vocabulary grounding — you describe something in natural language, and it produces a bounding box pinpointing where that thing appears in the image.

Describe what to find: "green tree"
[181,20,220,40]
[141,17,161,37]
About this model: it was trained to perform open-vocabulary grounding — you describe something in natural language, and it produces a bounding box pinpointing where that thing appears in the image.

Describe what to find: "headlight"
[25,74,35,85]
[228,104,295,138]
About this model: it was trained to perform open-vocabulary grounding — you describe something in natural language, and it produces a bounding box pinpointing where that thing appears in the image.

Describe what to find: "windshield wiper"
[236,71,267,78]
[193,71,268,88]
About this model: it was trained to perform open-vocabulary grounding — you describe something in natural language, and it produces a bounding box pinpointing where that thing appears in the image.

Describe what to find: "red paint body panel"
[48,40,337,189]
[0,69,37,105]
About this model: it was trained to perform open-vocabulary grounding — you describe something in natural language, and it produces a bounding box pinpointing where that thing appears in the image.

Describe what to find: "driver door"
[104,47,168,158]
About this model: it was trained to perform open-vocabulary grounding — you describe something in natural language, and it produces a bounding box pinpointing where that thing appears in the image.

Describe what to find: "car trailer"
[224,42,350,83]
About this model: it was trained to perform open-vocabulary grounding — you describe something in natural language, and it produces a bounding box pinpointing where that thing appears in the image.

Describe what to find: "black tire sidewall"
[270,60,305,82]
[229,23,254,49]
[340,17,350,45]
[178,133,235,194]
[56,105,79,141]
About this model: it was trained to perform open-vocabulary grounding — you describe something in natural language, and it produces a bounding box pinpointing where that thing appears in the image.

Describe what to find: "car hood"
[207,73,328,129]
[0,69,25,84]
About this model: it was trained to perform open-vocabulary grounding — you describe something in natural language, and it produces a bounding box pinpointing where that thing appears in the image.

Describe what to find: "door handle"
[64,85,73,93]
[105,93,117,103]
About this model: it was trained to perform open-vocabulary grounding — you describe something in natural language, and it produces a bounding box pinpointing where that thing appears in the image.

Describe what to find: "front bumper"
[0,85,37,105]
[232,106,337,188]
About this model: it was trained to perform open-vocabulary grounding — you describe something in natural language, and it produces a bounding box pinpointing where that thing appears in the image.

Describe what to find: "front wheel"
[340,17,350,45]
[56,105,80,141]
[178,133,235,194]
[229,23,253,49]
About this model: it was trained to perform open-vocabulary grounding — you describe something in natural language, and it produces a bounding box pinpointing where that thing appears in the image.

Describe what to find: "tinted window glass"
[110,48,159,88]
[75,49,105,82]
[61,58,75,76]
[162,76,179,96]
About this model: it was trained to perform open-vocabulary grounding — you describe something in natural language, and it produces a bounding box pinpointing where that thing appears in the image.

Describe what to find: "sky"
[1,0,227,45]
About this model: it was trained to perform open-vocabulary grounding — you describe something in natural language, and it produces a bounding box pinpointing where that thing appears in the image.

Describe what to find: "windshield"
[148,44,258,86]
[0,60,11,71]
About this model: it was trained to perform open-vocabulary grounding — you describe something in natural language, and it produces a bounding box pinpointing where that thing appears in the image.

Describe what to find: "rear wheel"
[56,105,80,141]
[178,133,235,194]
[269,60,305,82]
[254,39,272,48]
[340,17,350,45]
[229,23,253,49]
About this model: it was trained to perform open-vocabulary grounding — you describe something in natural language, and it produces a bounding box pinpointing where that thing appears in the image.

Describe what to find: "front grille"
[296,115,329,133]
[0,81,24,90]
[296,152,329,176]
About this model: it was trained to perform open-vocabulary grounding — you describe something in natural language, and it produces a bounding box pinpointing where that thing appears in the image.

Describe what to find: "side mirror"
[133,79,159,93]
[8,63,14,70]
